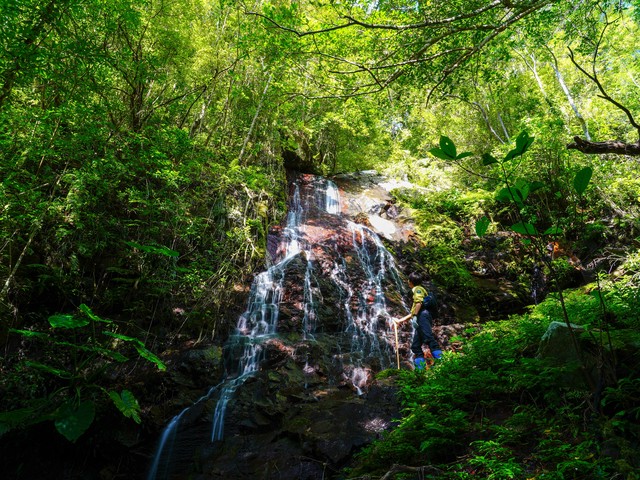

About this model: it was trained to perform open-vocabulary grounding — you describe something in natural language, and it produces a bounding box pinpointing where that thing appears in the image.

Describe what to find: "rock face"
[146,173,417,479]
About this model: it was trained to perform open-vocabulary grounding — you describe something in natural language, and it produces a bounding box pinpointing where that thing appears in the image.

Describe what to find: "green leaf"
[504,148,519,161]
[79,304,112,324]
[510,222,538,235]
[0,407,34,437]
[590,290,603,302]
[475,216,490,237]
[0,400,51,437]
[125,241,179,257]
[482,153,498,165]
[515,131,535,153]
[496,188,512,202]
[48,314,89,329]
[573,166,593,195]
[55,401,95,442]
[102,330,144,347]
[456,151,473,160]
[25,361,73,379]
[543,226,563,235]
[134,345,167,371]
[429,147,452,160]
[496,187,524,204]
[504,131,534,161]
[9,328,49,339]
[439,135,457,159]
[96,348,129,363]
[109,390,141,424]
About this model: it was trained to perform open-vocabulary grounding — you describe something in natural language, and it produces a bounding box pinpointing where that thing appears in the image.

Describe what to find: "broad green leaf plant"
[2,305,165,442]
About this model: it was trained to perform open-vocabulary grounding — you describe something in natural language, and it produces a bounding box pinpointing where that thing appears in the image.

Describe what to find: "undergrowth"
[345,277,640,479]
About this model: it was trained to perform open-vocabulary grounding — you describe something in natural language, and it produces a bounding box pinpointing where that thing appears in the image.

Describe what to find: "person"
[394,272,442,369]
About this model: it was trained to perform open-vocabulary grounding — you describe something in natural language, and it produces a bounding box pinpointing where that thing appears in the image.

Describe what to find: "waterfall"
[147,175,405,479]
[343,222,407,391]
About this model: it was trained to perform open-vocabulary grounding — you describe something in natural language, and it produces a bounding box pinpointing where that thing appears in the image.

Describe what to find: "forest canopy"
[1,0,640,478]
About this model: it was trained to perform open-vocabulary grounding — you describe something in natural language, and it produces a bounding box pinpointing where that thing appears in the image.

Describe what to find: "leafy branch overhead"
[247,1,555,99]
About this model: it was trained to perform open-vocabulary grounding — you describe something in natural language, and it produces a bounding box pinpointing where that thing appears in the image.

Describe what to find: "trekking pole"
[393,320,400,369]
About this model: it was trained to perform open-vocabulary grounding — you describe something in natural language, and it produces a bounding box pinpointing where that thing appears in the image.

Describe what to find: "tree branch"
[567,136,640,155]
[246,1,505,34]
[245,0,554,101]
[566,8,640,151]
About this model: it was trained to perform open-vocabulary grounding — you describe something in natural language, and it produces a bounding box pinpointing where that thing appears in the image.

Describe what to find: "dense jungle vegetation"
[1,0,639,478]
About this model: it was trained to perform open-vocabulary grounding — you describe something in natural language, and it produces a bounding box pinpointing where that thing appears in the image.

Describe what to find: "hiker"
[394,272,442,369]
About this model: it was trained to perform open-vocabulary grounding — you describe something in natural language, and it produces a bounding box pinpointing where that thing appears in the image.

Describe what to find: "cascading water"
[147,174,409,479]
[147,184,309,480]
[343,222,407,392]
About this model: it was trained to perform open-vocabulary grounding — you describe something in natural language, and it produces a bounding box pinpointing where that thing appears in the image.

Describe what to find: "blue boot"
[432,349,443,360]
[414,357,427,370]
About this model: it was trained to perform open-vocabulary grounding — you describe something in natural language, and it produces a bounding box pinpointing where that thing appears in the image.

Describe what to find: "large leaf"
[543,226,563,235]
[109,390,141,424]
[429,135,458,160]
[573,166,593,195]
[134,345,167,371]
[529,181,546,194]
[48,314,89,329]
[79,304,112,324]
[590,290,603,302]
[439,135,457,159]
[504,131,534,161]
[54,401,95,442]
[429,147,452,160]
[482,153,498,165]
[25,361,72,379]
[9,328,49,339]
[496,187,524,204]
[510,222,538,235]
[475,216,490,237]
[102,330,144,347]
[96,348,129,363]
[0,407,35,437]
[0,399,51,437]
[515,130,535,153]
[456,151,473,160]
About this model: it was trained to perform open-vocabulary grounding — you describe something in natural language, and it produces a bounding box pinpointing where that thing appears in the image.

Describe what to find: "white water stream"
[147,175,406,479]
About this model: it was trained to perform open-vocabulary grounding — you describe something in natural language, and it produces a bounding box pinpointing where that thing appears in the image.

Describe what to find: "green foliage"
[429,135,473,161]
[108,390,142,424]
[468,440,524,479]
[54,401,96,443]
[574,167,593,196]
[2,304,160,441]
[350,285,638,479]
[475,216,490,237]
[392,187,482,296]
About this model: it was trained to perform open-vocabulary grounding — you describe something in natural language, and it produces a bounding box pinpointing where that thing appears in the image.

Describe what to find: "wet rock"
[471,276,531,317]
[203,377,400,479]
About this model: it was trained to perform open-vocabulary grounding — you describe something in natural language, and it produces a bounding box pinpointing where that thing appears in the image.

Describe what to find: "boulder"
[536,321,600,390]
